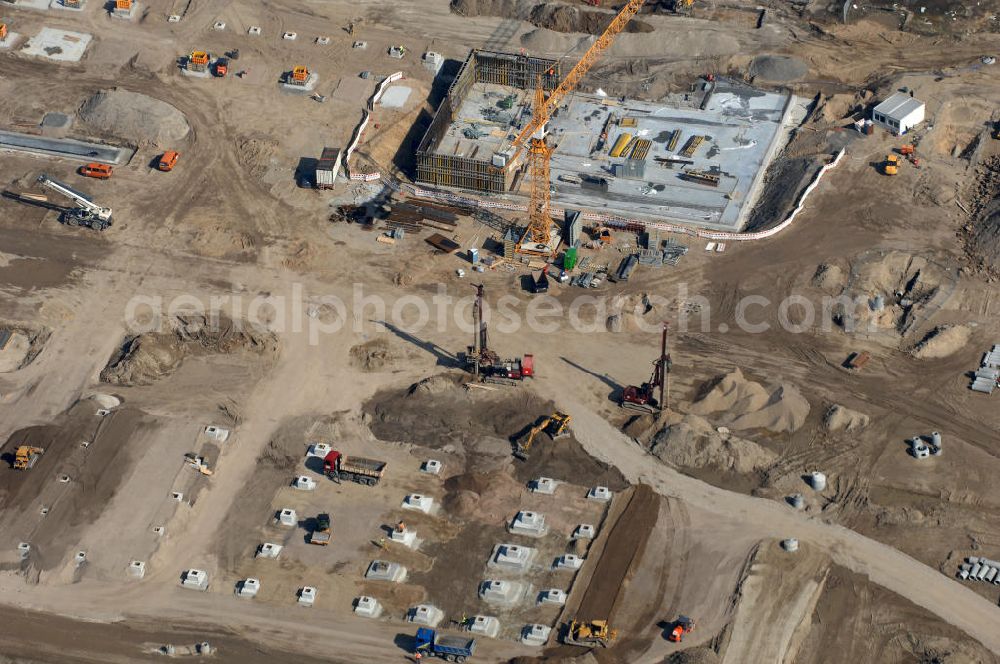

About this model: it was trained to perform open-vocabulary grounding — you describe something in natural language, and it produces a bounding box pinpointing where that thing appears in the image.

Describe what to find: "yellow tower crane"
[507,0,647,255]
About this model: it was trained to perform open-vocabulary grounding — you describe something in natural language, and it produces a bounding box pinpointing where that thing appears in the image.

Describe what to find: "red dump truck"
[323,450,386,486]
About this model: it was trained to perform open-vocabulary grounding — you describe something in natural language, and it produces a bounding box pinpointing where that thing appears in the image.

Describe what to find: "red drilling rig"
[620,322,671,414]
[466,284,534,386]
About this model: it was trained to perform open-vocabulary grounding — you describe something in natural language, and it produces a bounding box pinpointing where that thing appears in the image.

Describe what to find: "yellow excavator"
[513,412,571,461]
[13,446,44,470]
[563,619,619,648]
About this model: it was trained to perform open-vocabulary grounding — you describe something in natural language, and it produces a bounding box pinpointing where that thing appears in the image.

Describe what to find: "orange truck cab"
[158,151,180,172]
[79,163,113,179]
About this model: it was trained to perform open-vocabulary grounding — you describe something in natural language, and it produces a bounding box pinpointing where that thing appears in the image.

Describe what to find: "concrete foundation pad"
[181,67,211,79]
[421,459,442,475]
[354,596,383,618]
[49,0,85,10]
[181,569,208,590]
[390,528,419,549]
[21,28,92,62]
[573,524,596,539]
[280,72,319,93]
[0,34,20,49]
[553,554,584,570]
[509,510,548,538]
[407,604,443,627]
[127,560,146,578]
[110,3,138,19]
[468,615,501,638]
[479,579,529,606]
[379,86,412,109]
[13,0,51,9]
[298,587,317,606]
[521,624,551,647]
[587,486,612,502]
[537,588,567,605]
[529,477,558,494]
[308,443,331,458]
[236,578,260,598]
[402,494,434,514]
[366,559,407,583]
[489,543,536,570]
[255,543,282,559]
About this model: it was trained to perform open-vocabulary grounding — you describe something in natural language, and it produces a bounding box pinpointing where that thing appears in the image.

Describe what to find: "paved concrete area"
[431,80,793,232]
[0,130,134,164]
[21,28,92,62]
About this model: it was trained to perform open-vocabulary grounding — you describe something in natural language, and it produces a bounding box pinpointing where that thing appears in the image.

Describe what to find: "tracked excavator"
[513,411,570,461]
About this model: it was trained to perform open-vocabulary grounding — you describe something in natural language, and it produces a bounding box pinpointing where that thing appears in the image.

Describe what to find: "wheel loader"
[13,446,44,470]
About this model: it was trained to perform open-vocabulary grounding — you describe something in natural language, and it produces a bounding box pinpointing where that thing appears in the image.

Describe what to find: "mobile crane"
[499,0,647,256]
[35,174,113,230]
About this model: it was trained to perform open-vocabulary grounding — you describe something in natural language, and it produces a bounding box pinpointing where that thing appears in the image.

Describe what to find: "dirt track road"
[542,380,1000,656]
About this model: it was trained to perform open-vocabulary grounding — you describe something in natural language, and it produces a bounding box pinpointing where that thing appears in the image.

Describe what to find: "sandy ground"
[0,1,999,663]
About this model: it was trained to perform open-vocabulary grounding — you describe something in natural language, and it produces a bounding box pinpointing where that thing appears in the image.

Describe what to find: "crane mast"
[510,0,648,253]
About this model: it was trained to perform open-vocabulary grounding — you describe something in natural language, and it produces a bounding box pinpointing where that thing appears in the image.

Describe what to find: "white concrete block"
[468,615,500,638]
[277,508,297,527]
[237,578,260,598]
[521,624,551,646]
[256,543,283,559]
[167,14,180,22]
[282,32,297,40]
[537,588,566,605]
[315,36,331,45]
[573,524,596,539]
[17,543,30,559]
[204,425,230,442]
[587,486,612,502]
[366,560,407,583]
[529,477,557,494]
[407,604,443,627]
[490,543,535,570]
[553,554,584,570]
[354,595,383,618]
[402,494,434,514]
[127,560,146,578]
[298,586,317,606]
[421,459,442,475]
[353,40,368,49]
[182,569,209,590]
[212,21,226,31]
[294,475,316,490]
[248,26,262,36]
[390,527,418,548]
[509,510,548,537]
[479,579,527,605]
[74,551,87,566]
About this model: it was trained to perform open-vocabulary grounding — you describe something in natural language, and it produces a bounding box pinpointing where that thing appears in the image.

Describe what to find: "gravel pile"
[78,88,190,147]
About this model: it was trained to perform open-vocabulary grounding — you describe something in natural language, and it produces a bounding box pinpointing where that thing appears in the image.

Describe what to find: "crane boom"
[511,0,647,150]
[513,0,646,254]
[36,174,113,229]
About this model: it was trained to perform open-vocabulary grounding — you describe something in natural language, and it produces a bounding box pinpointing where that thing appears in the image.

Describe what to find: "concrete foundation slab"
[308,443,331,458]
[529,477,558,494]
[281,72,319,93]
[0,33,21,49]
[366,559,407,583]
[277,508,297,527]
[204,425,230,442]
[127,560,146,578]
[255,543,282,559]
[298,586,317,606]
[294,475,316,490]
[49,0,84,10]
[521,624,551,647]
[21,28,92,62]
[489,543,536,570]
[553,554,584,570]
[379,86,412,109]
[537,588,567,605]
[587,486,612,502]
[468,615,500,638]
[390,527,419,548]
[479,579,528,606]
[509,510,548,537]
[181,569,208,590]
[354,596,383,618]
[421,459,442,475]
[407,604,444,627]
[573,524,596,539]
[181,67,211,79]
[236,578,260,598]
[402,494,434,514]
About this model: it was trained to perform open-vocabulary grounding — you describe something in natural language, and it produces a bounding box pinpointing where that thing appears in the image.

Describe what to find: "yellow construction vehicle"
[513,412,570,461]
[13,446,44,470]
[883,154,899,176]
[563,619,619,648]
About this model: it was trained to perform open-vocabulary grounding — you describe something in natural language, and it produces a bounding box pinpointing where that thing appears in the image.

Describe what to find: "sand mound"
[408,373,461,396]
[812,263,845,293]
[651,414,777,474]
[823,404,870,432]
[750,55,808,82]
[100,315,278,386]
[912,325,972,359]
[452,0,653,35]
[691,369,810,433]
[666,650,721,664]
[78,88,190,147]
[350,338,397,371]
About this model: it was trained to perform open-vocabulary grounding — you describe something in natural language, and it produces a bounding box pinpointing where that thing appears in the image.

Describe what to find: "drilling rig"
[465,284,534,386]
[498,0,647,256]
[620,322,671,414]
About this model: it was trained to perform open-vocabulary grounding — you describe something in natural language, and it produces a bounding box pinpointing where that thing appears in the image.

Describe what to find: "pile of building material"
[970,344,1000,394]
[958,556,1000,584]
[385,201,459,234]
[908,431,943,459]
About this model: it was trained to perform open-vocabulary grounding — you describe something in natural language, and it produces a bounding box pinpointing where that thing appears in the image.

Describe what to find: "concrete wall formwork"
[416,50,560,193]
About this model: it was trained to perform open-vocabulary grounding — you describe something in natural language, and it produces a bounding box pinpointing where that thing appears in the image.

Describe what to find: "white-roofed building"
[872,92,925,135]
